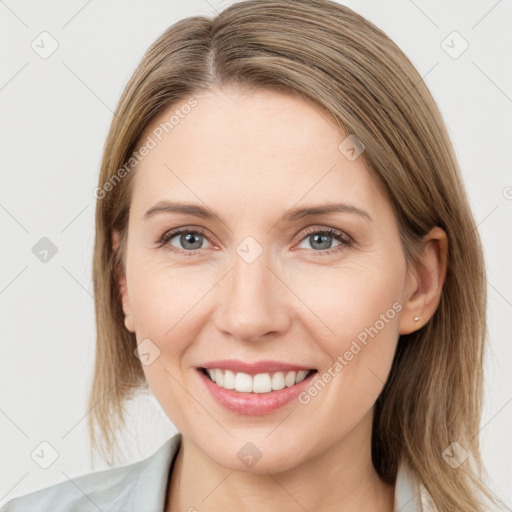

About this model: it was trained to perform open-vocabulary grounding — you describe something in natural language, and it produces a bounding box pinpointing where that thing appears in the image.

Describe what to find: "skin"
[112,87,448,512]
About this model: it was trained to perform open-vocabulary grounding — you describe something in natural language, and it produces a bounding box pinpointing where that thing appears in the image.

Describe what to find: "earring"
[124,315,132,330]
[413,316,420,322]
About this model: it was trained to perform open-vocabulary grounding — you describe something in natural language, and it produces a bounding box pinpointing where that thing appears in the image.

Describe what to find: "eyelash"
[156,226,352,257]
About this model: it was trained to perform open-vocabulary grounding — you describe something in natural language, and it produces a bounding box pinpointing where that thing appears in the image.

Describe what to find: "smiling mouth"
[199,367,317,394]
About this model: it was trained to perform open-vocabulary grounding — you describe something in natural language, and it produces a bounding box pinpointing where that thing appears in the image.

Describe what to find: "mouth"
[197,365,318,415]
[198,367,317,394]
[195,359,319,415]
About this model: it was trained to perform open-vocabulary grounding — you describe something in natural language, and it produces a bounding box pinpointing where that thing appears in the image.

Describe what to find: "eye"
[157,226,352,257]
[294,227,351,256]
[158,227,212,256]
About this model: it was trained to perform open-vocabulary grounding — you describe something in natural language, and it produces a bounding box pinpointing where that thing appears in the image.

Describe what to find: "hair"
[88,1,500,510]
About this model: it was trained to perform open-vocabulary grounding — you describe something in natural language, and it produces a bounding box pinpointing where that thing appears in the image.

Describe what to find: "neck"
[166,412,395,512]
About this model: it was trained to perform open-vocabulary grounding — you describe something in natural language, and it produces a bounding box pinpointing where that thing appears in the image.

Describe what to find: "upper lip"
[199,360,315,375]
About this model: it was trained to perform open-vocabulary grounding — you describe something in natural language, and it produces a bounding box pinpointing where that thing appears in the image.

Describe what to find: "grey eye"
[169,231,208,251]
[298,232,341,251]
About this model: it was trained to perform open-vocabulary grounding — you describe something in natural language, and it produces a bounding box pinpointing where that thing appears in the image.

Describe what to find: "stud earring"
[413,316,420,322]
[124,315,132,330]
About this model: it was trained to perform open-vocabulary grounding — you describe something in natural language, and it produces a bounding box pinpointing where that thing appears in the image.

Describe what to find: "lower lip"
[197,368,317,416]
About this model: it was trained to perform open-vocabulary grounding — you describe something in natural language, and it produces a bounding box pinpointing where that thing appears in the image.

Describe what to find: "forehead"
[130,87,385,221]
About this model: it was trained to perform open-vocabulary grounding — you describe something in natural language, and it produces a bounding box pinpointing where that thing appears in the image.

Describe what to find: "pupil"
[182,232,202,250]
[312,233,331,250]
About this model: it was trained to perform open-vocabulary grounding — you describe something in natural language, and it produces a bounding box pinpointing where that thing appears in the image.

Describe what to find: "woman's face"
[116,87,415,472]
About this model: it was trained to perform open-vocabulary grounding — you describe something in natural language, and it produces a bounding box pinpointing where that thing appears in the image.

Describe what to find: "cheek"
[292,254,404,406]
[292,272,403,438]
[128,263,205,429]
[129,261,213,337]
[290,254,405,347]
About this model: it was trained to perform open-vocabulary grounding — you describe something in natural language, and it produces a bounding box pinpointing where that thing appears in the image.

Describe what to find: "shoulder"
[1,433,182,512]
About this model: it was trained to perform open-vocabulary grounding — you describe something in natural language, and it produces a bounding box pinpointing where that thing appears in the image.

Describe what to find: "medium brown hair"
[89,1,499,509]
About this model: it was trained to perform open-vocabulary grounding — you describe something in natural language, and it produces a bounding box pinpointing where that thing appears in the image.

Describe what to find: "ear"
[399,226,448,335]
[112,230,135,333]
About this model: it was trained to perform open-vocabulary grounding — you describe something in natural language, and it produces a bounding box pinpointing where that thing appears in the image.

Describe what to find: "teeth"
[223,370,236,389]
[204,368,312,393]
[253,373,271,393]
[284,371,296,387]
[271,371,285,391]
[235,372,253,392]
[214,368,224,387]
[296,370,309,383]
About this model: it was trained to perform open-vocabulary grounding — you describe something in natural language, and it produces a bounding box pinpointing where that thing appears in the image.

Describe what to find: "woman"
[2,0,503,510]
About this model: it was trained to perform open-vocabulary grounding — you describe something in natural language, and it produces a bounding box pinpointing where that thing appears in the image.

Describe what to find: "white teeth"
[284,371,297,387]
[223,369,236,389]
[271,371,285,390]
[253,373,272,393]
[204,368,312,393]
[234,372,253,392]
[214,368,224,387]
[296,370,309,383]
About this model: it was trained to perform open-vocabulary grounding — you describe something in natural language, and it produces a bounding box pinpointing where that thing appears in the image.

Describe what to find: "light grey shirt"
[1,432,436,511]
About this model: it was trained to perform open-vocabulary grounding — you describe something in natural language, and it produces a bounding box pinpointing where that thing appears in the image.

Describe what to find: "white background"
[1,0,511,508]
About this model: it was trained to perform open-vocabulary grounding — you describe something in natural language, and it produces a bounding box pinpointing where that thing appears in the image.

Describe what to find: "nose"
[213,246,291,343]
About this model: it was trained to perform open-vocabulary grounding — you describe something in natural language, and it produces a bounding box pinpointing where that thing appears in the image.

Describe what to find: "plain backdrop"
[1,0,511,507]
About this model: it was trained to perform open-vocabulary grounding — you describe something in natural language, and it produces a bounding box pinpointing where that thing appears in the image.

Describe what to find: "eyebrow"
[143,200,373,223]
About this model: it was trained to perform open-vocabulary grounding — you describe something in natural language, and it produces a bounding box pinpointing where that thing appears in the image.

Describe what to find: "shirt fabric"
[1,432,436,511]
